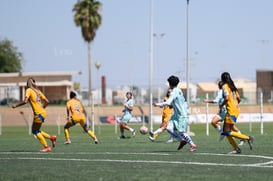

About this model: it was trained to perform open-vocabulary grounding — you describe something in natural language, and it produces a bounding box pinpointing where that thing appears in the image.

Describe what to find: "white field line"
[1,152,273,168]
[0,152,171,156]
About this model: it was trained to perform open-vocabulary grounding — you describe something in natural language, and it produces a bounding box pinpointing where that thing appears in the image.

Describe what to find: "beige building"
[0,71,77,104]
[234,79,257,104]
[196,79,257,104]
[196,82,218,100]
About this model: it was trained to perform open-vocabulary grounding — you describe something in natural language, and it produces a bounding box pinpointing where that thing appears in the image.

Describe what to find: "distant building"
[0,71,76,104]
[234,79,256,104]
[196,79,257,104]
[80,88,113,106]
[256,69,273,103]
[177,82,197,103]
[196,82,218,100]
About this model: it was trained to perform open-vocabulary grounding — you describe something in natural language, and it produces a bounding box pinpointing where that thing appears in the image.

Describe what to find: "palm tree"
[72,0,102,107]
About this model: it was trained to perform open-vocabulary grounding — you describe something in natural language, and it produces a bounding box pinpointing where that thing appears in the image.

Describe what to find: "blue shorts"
[170,114,188,132]
[121,113,132,124]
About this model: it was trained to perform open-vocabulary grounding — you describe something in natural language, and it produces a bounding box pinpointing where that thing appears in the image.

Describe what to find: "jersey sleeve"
[25,88,31,99]
[213,90,223,103]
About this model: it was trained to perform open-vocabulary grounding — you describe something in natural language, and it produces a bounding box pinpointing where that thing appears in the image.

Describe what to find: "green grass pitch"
[1,122,273,181]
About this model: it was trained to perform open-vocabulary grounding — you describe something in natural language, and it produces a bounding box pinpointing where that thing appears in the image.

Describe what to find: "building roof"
[0,71,80,77]
[197,82,218,92]
[0,71,77,86]
[256,69,273,72]
[0,80,72,87]
[234,79,256,89]
[177,82,196,89]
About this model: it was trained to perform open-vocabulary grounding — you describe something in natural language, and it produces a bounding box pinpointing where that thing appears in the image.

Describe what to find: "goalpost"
[260,91,264,135]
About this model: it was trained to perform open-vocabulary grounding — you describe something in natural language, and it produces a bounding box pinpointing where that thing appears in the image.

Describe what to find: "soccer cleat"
[149,131,154,138]
[166,139,173,143]
[39,146,51,153]
[177,140,187,150]
[189,144,197,152]
[50,135,57,148]
[247,136,254,150]
[228,148,241,154]
[148,135,155,142]
[94,139,99,144]
[64,140,71,145]
[238,139,245,146]
[120,135,126,139]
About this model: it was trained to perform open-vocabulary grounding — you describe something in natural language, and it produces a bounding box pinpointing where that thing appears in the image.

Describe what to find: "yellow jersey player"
[220,72,254,154]
[149,88,174,142]
[203,81,244,145]
[64,91,98,145]
[12,77,57,153]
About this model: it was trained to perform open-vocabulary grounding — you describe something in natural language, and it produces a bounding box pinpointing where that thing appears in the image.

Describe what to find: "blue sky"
[0,0,272,89]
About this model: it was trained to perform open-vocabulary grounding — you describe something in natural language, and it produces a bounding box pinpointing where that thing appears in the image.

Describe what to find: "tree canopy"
[0,38,23,73]
[73,0,102,42]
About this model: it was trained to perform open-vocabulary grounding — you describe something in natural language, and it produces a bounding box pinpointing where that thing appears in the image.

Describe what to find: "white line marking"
[0,157,273,168]
[0,152,171,156]
[196,152,273,160]
[1,152,273,168]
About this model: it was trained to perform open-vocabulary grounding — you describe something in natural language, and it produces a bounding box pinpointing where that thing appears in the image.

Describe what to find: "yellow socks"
[41,131,50,139]
[64,128,70,140]
[87,130,96,140]
[230,131,249,140]
[226,136,238,150]
[36,132,47,147]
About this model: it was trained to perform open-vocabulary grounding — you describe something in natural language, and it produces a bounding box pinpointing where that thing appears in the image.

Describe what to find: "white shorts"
[214,113,225,122]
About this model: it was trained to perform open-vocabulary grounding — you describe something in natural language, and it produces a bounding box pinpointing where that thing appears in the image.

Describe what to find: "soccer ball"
[139,126,148,135]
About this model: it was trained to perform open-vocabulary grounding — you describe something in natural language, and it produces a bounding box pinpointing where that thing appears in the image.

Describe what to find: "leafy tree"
[0,38,23,73]
[73,0,102,106]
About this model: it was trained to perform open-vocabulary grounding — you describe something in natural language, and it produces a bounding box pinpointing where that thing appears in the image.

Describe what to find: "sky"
[0,0,272,89]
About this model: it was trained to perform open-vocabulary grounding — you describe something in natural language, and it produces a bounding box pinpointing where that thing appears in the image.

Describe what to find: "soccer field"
[1,123,273,181]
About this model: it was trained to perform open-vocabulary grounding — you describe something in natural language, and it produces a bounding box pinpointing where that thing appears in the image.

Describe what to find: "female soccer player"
[119,92,136,138]
[203,81,244,145]
[64,91,99,144]
[153,75,197,152]
[149,88,174,142]
[220,72,254,154]
[12,77,56,152]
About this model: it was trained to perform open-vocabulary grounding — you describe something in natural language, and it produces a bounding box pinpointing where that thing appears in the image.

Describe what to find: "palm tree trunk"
[88,42,95,132]
[88,42,92,106]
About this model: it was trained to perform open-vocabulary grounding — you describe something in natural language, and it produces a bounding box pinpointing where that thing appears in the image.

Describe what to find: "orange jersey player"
[220,72,254,154]
[12,77,56,153]
[64,91,99,145]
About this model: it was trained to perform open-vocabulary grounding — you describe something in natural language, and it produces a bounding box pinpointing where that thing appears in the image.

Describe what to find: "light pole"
[154,33,165,102]
[185,0,195,136]
[186,0,190,105]
[149,0,154,131]
[95,61,101,134]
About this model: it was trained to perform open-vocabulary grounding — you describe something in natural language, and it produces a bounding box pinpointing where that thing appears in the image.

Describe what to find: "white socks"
[153,128,163,135]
